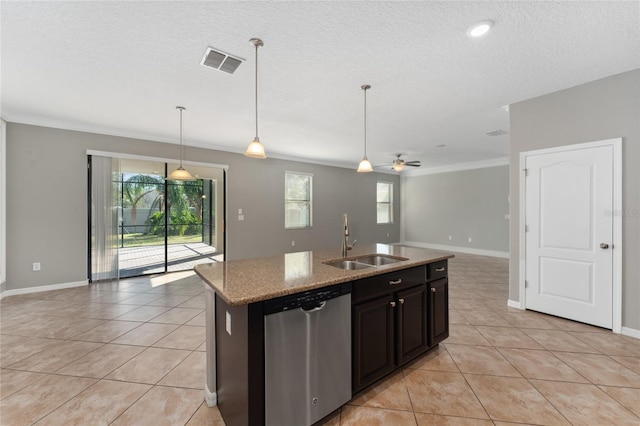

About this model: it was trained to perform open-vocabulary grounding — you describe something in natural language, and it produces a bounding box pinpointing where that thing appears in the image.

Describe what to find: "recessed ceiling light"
[466,20,494,38]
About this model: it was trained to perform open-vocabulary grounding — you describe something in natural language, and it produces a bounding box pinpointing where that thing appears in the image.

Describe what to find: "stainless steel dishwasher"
[264,283,352,426]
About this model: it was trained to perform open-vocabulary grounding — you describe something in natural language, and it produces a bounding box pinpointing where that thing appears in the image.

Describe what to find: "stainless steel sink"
[323,260,374,270]
[355,254,408,266]
[323,254,408,270]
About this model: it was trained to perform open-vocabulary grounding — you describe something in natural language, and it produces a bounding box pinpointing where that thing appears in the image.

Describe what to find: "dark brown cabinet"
[397,284,428,364]
[352,261,449,393]
[352,294,395,391]
[427,260,449,346]
[428,277,449,346]
[352,266,430,392]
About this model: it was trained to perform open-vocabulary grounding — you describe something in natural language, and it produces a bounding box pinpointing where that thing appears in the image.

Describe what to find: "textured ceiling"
[2,1,639,172]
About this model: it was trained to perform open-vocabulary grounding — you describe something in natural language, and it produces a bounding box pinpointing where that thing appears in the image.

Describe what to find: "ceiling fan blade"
[406,163,421,167]
[405,161,421,165]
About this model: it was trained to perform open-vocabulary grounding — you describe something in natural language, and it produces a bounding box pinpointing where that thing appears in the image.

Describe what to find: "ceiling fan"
[390,154,421,172]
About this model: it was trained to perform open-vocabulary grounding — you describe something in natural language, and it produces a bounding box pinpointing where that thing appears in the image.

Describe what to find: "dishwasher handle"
[301,301,327,313]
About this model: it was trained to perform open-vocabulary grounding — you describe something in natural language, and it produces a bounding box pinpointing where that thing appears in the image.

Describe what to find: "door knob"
[600,243,610,249]
[390,301,396,307]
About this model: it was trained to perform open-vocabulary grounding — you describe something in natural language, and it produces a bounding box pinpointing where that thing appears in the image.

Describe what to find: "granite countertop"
[194,243,454,306]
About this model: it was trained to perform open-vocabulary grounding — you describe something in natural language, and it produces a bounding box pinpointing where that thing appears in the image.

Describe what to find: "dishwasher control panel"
[263,282,352,315]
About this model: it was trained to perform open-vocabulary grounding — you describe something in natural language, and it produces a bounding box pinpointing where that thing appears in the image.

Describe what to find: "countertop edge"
[195,249,454,306]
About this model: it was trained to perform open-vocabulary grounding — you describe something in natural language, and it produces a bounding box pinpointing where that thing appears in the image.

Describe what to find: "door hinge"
[524,280,529,288]
[523,168,528,177]
[525,225,529,232]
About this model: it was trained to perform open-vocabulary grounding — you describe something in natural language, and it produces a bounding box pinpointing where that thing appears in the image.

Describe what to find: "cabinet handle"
[435,267,445,272]
[390,301,396,307]
[430,287,436,293]
[398,298,405,304]
[389,279,402,285]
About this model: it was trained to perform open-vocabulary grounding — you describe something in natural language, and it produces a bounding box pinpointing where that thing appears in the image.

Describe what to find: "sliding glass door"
[88,156,224,281]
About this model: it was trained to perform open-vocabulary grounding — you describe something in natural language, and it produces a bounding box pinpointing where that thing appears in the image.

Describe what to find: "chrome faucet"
[341,213,357,257]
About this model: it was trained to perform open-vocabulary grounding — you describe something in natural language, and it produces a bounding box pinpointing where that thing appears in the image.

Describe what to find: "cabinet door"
[352,294,394,392]
[396,285,428,365]
[428,278,449,346]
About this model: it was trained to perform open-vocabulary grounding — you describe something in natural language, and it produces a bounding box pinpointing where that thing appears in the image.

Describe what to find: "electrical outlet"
[468,237,472,243]
[291,241,295,246]
[238,214,244,221]
[33,262,41,271]
[448,235,452,241]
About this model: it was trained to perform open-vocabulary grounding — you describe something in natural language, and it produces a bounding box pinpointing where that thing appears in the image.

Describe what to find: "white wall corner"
[0,119,6,286]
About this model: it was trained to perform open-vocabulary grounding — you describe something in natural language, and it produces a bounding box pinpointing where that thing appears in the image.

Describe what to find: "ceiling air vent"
[485,129,508,136]
[200,47,244,74]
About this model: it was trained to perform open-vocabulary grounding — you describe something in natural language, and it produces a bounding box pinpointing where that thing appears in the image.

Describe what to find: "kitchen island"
[195,243,453,426]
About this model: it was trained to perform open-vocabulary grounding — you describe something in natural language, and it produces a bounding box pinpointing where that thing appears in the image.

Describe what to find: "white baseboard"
[400,241,509,259]
[507,299,523,309]
[204,384,217,407]
[0,280,87,300]
[621,327,640,340]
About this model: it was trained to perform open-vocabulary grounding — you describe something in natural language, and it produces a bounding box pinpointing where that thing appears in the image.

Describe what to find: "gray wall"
[5,123,399,291]
[403,165,509,253]
[509,69,640,331]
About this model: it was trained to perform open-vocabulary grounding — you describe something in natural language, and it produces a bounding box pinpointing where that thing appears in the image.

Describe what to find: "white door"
[525,144,613,328]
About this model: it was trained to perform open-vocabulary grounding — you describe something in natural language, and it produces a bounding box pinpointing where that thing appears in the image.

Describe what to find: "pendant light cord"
[176,106,185,168]
[179,107,184,167]
[255,42,259,140]
[363,87,367,157]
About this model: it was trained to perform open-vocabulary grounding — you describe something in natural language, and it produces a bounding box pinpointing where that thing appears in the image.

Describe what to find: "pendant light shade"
[167,106,196,181]
[245,38,267,159]
[358,157,373,172]
[357,84,373,173]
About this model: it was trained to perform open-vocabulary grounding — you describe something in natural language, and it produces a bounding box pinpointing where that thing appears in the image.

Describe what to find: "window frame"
[284,171,313,229]
[376,181,394,224]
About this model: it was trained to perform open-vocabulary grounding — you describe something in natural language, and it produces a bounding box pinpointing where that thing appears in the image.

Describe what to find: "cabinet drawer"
[352,266,425,303]
[427,260,447,281]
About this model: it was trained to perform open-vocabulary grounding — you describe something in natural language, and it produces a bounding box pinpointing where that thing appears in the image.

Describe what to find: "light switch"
[238,214,244,221]
[238,208,243,215]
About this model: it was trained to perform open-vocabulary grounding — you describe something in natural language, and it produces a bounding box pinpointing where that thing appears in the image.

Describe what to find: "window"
[377,182,393,224]
[285,172,312,229]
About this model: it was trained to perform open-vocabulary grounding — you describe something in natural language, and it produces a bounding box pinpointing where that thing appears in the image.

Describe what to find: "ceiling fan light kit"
[391,153,421,172]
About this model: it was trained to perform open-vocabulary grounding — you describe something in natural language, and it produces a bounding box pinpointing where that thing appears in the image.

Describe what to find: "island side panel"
[204,284,216,406]
[215,294,265,426]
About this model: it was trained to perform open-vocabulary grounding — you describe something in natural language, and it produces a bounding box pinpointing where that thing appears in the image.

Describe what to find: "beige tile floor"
[1,254,639,425]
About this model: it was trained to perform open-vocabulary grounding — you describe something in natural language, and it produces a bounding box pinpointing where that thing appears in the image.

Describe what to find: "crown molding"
[402,157,509,177]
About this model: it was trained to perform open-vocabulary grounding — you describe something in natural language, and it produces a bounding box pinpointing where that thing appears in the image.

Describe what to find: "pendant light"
[357,84,373,172]
[167,106,196,181]
[245,38,267,159]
